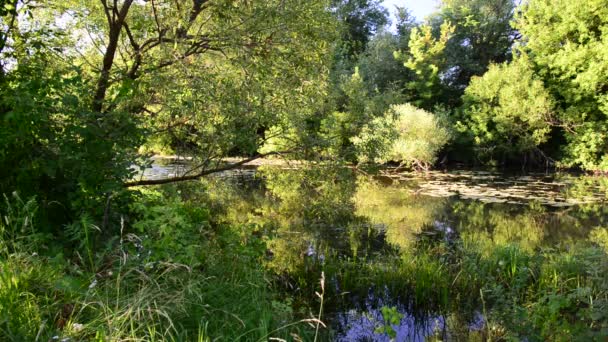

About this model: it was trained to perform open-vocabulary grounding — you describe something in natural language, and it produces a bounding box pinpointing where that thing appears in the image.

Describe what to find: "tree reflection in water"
[197,165,608,339]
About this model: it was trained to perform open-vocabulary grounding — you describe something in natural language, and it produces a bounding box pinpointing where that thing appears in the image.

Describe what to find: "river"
[145,159,608,340]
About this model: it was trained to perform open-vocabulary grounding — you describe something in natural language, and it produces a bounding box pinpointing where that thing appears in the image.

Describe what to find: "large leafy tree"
[0,1,335,226]
[460,57,554,162]
[354,6,418,94]
[357,30,410,93]
[434,0,518,92]
[515,0,608,170]
[395,21,455,109]
[328,0,389,107]
[331,0,389,60]
[0,0,134,225]
[312,0,393,161]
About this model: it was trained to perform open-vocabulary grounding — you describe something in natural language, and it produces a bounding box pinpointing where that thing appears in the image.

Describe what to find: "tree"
[353,103,451,169]
[317,66,405,161]
[0,1,140,225]
[357,30,412,93]
[331,0,389,59]
[327,0,389,112]
[515,0,608,171]
[460,57,554,162]
[319,67,376,159]
[395,21,455,109]
[394,6,418,43]
[0,1,336,226]
[433,0,518,92]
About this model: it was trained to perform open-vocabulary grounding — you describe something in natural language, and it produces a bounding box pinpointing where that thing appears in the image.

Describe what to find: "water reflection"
[150,160,608,338]
[378,169,607,206]
[336,290,486,341]
[249,166,607,338]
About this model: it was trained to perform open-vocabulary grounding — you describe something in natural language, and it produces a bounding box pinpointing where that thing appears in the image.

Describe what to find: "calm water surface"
[145,160,608,340]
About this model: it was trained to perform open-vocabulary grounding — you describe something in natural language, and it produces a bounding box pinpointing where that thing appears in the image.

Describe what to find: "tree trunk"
[93,0,134,113]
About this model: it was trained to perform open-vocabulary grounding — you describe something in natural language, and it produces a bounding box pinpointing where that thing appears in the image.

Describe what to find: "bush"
[460,57,554,161]
[352,103,451,169]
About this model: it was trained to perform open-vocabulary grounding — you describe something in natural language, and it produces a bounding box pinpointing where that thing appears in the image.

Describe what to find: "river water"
[144,159,608,340]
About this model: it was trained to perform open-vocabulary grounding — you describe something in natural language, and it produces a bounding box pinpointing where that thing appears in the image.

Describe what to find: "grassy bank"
[0,187,323,341]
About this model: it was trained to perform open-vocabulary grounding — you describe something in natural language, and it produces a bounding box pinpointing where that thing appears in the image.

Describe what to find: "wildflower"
[72,323,84,332]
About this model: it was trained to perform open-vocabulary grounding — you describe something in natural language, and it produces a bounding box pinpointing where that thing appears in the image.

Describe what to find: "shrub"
[352,103,451,169]
[460,57,554,160]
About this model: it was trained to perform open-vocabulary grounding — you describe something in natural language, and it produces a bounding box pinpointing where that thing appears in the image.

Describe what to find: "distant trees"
[331,0,389,58]
[321,0,608,171]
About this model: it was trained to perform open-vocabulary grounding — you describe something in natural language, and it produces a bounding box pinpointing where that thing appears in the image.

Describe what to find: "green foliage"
[590,227,608,253]
[0,0,338,235]
[375,306,403,339]
[319,67,404,160]
[460,57,554,160]
[331,0,389,61]
[515,0,608,170]
[0,186,317,341]
[0,60,142,230]
[396,22,455,109]
[131,190,210,265]
[0,254,67,341]
[433,0,517,92]
[353,104,451,168]
[320,68,368,159]
[473,246,608,340]
[357,31,412,92]
[349,107,398,164]
[3,0,608,339]
[0,193,43,255]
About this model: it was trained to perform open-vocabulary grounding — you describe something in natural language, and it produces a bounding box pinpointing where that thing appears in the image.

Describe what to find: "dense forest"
[1,0,608,340]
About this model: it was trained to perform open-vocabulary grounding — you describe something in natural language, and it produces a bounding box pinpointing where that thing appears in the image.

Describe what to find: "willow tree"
[80,0,335,184]
[0,0,335,225]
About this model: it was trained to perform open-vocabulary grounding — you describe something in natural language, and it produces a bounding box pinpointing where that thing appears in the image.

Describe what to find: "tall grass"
[0,186,324,341]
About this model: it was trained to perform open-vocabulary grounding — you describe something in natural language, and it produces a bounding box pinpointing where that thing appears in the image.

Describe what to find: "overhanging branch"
[124,151,289,187]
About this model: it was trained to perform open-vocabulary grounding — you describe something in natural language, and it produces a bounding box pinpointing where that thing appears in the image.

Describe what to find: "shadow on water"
[145,160,608,340]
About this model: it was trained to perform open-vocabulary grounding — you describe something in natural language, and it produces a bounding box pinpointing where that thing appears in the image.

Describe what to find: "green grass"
[0,185,323,342]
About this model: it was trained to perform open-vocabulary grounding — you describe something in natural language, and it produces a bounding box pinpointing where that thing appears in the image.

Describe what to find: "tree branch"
[188,0,209,25]
[122,21,143,79]
[124,151,289,187]
[150,0,162,39]
[93,0,134,113]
